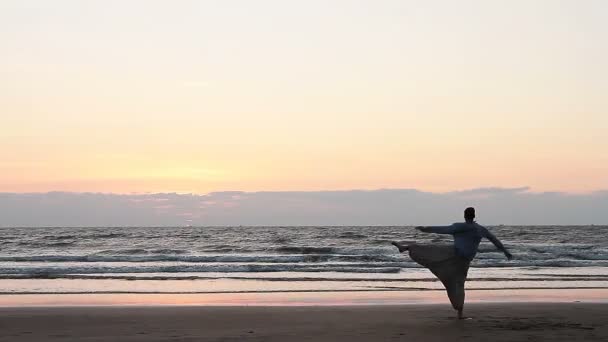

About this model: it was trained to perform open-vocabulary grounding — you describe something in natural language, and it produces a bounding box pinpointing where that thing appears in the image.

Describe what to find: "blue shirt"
[422,222,507,260]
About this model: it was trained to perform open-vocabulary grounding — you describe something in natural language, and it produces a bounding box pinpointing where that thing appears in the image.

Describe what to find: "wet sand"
[0,303,606,341]
[2,288,608,306]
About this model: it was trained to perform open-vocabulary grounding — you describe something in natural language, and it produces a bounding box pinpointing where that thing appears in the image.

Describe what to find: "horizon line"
[2,186,608,196]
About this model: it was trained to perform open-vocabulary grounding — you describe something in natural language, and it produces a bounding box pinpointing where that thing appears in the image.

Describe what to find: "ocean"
[1,226,607,294]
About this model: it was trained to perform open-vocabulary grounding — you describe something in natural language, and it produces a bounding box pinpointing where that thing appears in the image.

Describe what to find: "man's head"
[464,207,475,222]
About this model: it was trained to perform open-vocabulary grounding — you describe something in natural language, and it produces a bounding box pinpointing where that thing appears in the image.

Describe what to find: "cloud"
[0,188,606,227]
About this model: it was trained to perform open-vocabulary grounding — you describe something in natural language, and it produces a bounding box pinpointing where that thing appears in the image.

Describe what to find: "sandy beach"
[0,303,606,342]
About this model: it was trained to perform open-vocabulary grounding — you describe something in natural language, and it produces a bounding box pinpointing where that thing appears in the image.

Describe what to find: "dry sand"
[0,303,606,341]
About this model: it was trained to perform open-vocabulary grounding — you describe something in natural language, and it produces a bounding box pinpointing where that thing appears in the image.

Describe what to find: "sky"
[1,1,607,199]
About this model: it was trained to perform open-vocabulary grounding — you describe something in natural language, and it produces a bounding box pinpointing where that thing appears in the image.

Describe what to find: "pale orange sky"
[1,1,607,194]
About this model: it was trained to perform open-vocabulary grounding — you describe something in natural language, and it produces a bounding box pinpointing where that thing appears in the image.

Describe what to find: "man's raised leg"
[391,241,409,253]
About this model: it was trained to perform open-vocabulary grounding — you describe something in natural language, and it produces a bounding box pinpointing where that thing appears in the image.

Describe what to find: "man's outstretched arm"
[416,224,467,234]
[483,229,513,260]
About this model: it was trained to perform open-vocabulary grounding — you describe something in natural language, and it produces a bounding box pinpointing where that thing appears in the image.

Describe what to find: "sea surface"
[1,226,607,294]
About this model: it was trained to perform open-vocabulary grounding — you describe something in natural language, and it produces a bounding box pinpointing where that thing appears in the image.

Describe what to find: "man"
[392,207,512,319]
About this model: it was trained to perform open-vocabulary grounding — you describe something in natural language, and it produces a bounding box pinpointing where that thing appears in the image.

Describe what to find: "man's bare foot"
[391,241,408,253]
[457,310,472,320]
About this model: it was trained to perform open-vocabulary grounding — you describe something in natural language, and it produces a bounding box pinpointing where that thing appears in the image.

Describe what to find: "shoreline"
[1,288,607,307]
[1,286,607,295]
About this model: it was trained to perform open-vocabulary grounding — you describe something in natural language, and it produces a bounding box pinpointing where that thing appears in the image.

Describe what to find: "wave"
[475,259,608,268]
[44,233,128,240]
[48,242,75,247]
[2,274,608,281]
[93,248,190,255]
[44,234,78,240]
[272,237,292,244]
[94,248,149,255]
[336,232,367,239]
[275,247,336,254]
[2,286,608,295]
[85,233,128,239]
[273,246,391,256]
[16,241,76,247]
[2,259,608,278]
[0,264,405,275]
[0,253,403,263]
[2,252,608,268]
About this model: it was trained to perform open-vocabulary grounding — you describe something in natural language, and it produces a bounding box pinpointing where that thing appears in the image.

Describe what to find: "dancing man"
[392,207,512,319]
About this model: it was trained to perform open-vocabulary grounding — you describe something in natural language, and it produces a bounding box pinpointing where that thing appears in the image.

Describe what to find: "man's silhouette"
[392,207,512,319]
